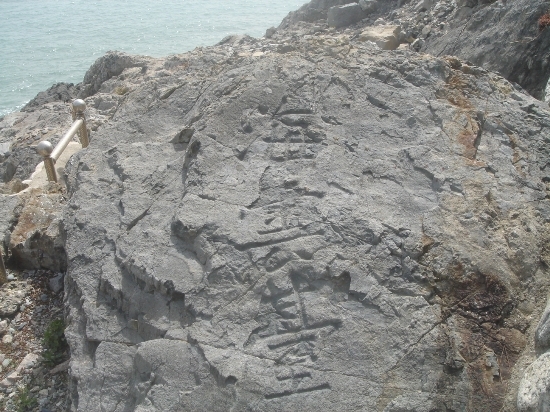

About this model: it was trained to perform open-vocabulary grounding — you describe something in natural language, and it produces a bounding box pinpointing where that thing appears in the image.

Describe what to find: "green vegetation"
[15,387,38,412]
[113,85,130,95]
[42,318,68,366]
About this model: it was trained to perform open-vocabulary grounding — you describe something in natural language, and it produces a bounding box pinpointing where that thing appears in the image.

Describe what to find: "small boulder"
[0,371,20,388]
[517,352,550,411]
[415,0,435,11]
[15,353,39,373]
[0,320,8,336]
[48,273,64,294]
[327,3,366,28]
[358,0,378,13]
[359,25,402,50]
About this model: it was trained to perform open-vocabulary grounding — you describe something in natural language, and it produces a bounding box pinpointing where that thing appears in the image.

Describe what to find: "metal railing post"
[37,141,57,183]
[36,99,90,183]
[72,99,89,148]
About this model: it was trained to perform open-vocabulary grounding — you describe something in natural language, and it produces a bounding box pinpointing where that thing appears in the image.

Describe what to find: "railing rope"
[36,99,89,183]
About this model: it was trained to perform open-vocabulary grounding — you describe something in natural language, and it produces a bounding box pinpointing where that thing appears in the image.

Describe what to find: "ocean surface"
[0,0,303,117]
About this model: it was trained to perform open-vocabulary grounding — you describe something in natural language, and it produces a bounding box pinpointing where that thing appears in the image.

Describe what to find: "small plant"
[539,12,550,31]
[42,318,68,366]
[113,85,130,95]
[15,387,38,412]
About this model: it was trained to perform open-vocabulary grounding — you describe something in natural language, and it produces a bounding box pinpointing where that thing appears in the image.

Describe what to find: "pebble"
[40,294,49,302]
[39,388,48,396]
[6,274,14,281]
[2,334,12,344]
[2,358,11,368]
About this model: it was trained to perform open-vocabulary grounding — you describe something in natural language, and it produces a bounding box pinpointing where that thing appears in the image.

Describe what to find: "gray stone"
[0,143,10,157]
[0,281,31,317]
[0,320,8,336]
[0,195,21,248]
[358,0,378,13]
[21,83,78,112]
[15,353,39,373]
[359,25,402,49]
[62,29,550,410]
[9,191,66,272]
[536,295,550,353]
[48,273,64,294]
[278,0,353,29]
[327,3,366,28]
[78,51,152,99]
[424,0,550,99]
[518,352,550,411]
[415,0,434,12]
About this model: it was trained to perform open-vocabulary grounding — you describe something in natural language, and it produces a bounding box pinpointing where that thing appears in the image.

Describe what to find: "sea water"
[0,0,303,117]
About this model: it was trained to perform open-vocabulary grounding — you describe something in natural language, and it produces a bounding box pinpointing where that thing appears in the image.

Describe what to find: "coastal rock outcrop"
[61,23,550,411]
[1,0,550,410]
[422,0,550,100]
[78,51,153,99]
[279,0,550,101]
[21,82,78,112]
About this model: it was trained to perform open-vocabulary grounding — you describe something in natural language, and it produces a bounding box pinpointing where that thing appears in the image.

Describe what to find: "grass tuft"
[15,387,38,412]
[42,318,68,366]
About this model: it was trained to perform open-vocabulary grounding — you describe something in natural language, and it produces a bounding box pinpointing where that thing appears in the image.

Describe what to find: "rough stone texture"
[49,272,64,294]
[0,102,78,188]
[0,281,31,317]
[278,0,355,29]
[518,352,550,411]
[420,0,550,100]
[359,25,402,50]
[78,51,153,99]
[536,295,550,354]
[62,27,550,411]
[21,82,78,112]
[327,3,366,28]
[359,0,378,13]
[9,188,66,271]
[0,195,21,250]
[278,0,550,101]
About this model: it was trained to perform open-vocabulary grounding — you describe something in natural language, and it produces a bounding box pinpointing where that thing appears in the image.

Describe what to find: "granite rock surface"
[279,0,550,101]
[61,25,550,411]
[0,0,550,410]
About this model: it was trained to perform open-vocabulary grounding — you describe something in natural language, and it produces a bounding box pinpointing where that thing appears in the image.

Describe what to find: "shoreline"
[0,0,303,119]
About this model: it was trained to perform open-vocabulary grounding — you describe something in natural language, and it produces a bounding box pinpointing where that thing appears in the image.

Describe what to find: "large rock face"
[62,27,550,411]
[423,0,550,100]
[279,0,550,101]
